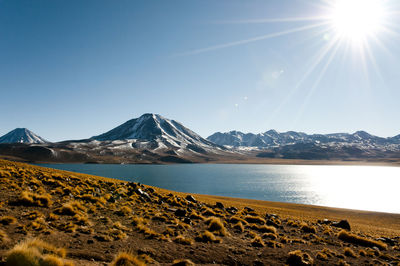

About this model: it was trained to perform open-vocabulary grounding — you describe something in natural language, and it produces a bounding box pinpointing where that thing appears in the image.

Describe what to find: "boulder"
[215,202,225,209]
[332,219,351,230]
[226,207,238,214]
[175,208,187,217]
[185,195,197,203]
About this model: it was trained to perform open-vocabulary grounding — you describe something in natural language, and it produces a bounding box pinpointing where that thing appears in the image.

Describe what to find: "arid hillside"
[0,159,399,265]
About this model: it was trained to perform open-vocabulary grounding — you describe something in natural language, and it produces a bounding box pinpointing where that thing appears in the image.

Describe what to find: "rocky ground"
[0,159,399,265]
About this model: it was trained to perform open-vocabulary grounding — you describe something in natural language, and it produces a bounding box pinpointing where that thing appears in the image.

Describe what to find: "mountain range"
[1,113,400,163]
[207,130,400,148]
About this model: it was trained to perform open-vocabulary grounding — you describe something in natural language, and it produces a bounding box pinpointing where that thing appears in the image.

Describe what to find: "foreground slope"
[0,159,399,265]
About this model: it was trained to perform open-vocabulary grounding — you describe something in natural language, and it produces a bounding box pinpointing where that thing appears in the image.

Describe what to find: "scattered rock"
[376,237,396,246]
[127,182,138,189]
[185,195,197,203]
[175,208,187,217]
[215,202,225,209]
[253,259,264,266]
[332,220,351,231]
[136,188,151,201]
[266,213,279,219]
[317,219,332,225]
[226,206,238,214]
[107,196,116,203]
[287,250,314,266]
[245,207,255,212]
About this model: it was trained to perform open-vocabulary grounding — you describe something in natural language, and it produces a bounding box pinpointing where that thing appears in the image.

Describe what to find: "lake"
[38,163,400,214]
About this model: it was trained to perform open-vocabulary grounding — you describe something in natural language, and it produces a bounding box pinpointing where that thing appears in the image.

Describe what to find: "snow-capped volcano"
[0,128,48,144]
[91,113,220,152]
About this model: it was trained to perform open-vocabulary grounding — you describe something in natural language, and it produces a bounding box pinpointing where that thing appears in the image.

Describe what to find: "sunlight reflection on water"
[300,165,400,213]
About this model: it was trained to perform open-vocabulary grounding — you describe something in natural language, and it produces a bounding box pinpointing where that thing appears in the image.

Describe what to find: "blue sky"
[1,0,400,142]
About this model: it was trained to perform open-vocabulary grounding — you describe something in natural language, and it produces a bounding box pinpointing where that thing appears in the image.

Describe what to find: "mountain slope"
[0,128,48,144]
[91,113,222,153]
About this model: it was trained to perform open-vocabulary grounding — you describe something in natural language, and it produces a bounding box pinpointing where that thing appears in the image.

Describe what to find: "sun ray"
[172,22,329,57]
[293,38,342,126]
[364,40,386,87]
[214,16,328,24]
[261,35,341,127]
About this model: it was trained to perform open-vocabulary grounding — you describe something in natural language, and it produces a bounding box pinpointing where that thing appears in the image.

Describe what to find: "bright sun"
[331,0,385,42]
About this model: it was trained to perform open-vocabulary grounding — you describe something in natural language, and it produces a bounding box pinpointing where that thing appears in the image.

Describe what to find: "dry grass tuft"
[300,223,317,234]
[286,219,300,227]
[41,254,65,266]
[58,222,77,233]
[205,217,228,236]
[250,224,277,234]
[188,211,205,221]
[0,216,17,225]
[56,201,86,216]
[232,222,244,232]
[316,251,328,261]
[108,229,128,240]
[337,230,387,250]
[78,194,106,204]
[47,213,59,221]
[201,207,216,217]
[287,250,314,266]
[116,206,132,216]
[110,252,145,266]
[172,259,195,266]
[112,221,129,231]
[336,259,350,266]
[251,235,265,247]
[173,235,193,245]
[25,211,44,220]
[262,233,277,240]
[343,247,357,258]
[5,243,41,266]
[228,216,247,225]
[17,191,52,207]
[195,231,222,243]
[0,229,8,243]
[5,238,69,266]
[245,215,266,225]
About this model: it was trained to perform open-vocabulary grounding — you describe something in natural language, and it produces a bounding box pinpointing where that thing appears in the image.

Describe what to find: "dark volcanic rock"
[215,202,225,209]
[226,207,238,214]
[185,195,197,203]
[332,219,351,230]
[175,209,187,217]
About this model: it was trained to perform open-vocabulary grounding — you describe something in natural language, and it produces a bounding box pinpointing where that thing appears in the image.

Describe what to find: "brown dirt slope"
[0,159,399,265]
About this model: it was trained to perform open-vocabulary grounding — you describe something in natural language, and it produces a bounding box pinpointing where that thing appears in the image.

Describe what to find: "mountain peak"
[91,113,219,151]
[0,128,48,144]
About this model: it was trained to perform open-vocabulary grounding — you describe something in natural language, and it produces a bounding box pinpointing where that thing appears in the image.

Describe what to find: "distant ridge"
[207,130,400,148]
[0,128,48,144]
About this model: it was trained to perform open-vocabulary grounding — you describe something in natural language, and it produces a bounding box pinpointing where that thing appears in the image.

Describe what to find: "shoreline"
[2,154,400,167]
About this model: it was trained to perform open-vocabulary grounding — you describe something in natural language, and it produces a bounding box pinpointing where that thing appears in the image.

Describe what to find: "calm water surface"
[39,164,400,214]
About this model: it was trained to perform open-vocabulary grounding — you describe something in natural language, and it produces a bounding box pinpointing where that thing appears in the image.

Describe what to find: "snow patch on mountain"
[207,129,400,150]
[90,113,223,153]
[0,128,48,144]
